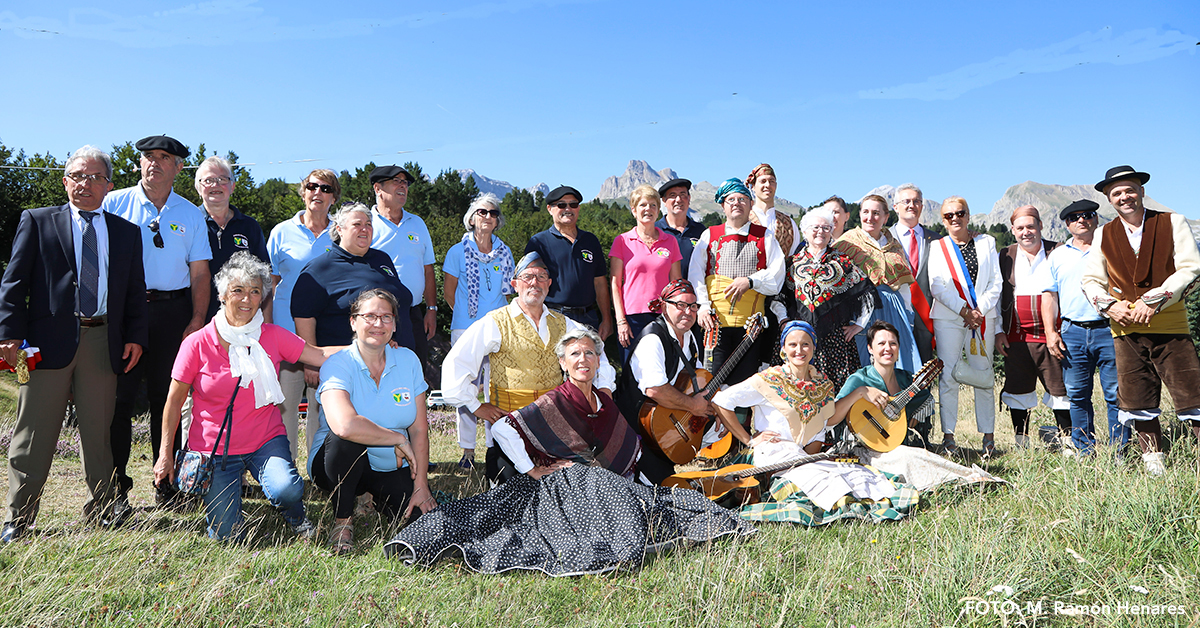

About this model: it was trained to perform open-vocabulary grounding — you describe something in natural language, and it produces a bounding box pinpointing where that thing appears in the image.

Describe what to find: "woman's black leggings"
[312,432,415,520]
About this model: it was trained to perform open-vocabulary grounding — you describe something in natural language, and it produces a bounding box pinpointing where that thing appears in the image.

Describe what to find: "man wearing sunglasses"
[1082,166,1200,476]
[614,280,713,484]
[1040,200,1125,456]
[996,206,1070,452]
[368,165,437,383]
[523,186,614,340]
[0,146,148,541]
[101,134,212,510]
[441,253,616,482]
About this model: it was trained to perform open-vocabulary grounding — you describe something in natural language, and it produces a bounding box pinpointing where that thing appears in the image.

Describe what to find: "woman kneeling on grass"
[155,252,342,541]
[384,328,753,576]
[307,288,435,555]
[712,320,921,526]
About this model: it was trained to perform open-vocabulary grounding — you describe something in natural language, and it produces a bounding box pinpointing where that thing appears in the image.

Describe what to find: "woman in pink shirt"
[610,184,682,363]
[153,252,341,541]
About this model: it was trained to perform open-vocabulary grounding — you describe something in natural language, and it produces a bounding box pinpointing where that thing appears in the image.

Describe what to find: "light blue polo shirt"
[309,343,428,475]
[371,207,435,305]
[267,210,335,334]
[443,238,514,330]
[1042,242,1104,323]
[102,184,211,291]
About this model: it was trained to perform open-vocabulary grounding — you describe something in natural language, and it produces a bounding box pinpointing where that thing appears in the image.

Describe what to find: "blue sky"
[2,1,1197,217]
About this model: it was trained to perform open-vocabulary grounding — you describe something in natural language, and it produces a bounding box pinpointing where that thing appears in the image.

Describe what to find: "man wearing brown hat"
[1081,166,1200,475]
[996,205,1071,451]
[102,134,212,506]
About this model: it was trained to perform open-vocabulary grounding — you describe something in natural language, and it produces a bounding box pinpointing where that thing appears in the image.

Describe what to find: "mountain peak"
[598,159,679,200]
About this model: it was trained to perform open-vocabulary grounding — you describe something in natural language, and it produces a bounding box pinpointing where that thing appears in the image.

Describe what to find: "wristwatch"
[427,305,438,312]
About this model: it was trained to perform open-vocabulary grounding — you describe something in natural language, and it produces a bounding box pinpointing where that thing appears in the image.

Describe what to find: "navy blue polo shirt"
[290,244,415,350]
[655,216,707,281]
[524,227,607,308]
[205,205,270,320]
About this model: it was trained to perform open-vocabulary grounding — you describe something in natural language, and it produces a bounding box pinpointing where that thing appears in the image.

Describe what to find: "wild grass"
[0,371,1198,627]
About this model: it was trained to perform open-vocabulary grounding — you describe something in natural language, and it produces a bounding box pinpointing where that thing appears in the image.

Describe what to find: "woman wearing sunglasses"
[266,168,339,459]
[442,193,515,469]
[927,196,1002,457]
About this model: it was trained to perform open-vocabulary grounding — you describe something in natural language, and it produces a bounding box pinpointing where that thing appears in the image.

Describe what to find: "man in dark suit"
[0,146,148,541]
[888,183,940,362]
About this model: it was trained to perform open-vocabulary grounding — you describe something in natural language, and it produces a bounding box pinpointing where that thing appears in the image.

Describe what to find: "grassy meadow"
[0,371,1198,627]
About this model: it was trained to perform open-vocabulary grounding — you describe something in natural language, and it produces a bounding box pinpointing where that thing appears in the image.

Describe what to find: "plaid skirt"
[740,467,919,526]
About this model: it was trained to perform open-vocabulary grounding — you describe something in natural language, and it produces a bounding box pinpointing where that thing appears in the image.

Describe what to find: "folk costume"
[1080,173,1200,455]
[779,245,877,390]
[997,228,1071,444]
[688,179,786,387]
[385,382,753,576]
[713,323,917,526]
[835,228,923,374]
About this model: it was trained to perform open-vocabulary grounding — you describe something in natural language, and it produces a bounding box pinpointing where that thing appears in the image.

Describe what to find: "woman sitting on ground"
[712,320,919,526]
[308,288,434,555]
[154,252,341,541]
[385,328,752,576]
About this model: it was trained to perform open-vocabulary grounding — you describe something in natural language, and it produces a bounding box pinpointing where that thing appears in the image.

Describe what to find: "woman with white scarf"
[442,193,515,470]
[153,252,341,541]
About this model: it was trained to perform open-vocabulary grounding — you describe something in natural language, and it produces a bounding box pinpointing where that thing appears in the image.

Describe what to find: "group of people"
[1,136,1197,571]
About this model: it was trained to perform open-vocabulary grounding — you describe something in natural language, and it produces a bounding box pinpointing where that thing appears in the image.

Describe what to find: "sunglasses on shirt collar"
[148,216,164,249]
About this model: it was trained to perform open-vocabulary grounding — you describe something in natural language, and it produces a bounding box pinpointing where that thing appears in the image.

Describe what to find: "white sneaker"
[1014,434,1031,449]
[1142,452,1167,477]
[1059,434,1078,458]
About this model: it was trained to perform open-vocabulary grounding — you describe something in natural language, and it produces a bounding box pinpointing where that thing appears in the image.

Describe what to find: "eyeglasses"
[664,299,701,312]
[723,196,751,205]
[553,202,581,210]
[354,313,395,325]
[898,198,923,207]
[304,182,335,194]
[517,272,551,284]
[1066,210,1098,223]
[807,224,833,233]
[148,216,164,249]
[65,172,109,184]
[942,209,967,220]
[475,208,501,218]
[200,176,232,187]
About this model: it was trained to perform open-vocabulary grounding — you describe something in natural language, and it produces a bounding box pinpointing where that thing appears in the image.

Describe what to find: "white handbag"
[952,357,993,389]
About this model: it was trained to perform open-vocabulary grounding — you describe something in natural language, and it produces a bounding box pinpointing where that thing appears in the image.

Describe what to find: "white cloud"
[859,27,1197,101]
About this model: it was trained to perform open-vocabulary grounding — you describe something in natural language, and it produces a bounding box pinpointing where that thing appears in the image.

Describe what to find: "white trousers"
[450,329,492,451]
[933,317,996,435]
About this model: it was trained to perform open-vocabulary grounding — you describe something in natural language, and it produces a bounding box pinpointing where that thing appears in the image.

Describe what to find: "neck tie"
[907,228,920,272]
[79,211,99,317]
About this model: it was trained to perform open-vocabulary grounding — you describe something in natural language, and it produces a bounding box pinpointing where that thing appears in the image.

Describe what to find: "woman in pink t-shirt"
[610,184,682,363]
[153,252,341,541]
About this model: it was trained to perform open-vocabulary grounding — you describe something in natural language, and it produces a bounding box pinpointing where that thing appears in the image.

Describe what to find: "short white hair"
[330,202,373,244]
[214,251,273,301]
[194,156,234,195]
[800,207,835,232]
[463,192,505,230]
[65,145,113,181]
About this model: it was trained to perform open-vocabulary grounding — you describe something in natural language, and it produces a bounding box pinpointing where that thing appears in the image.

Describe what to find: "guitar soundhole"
[688,416,706,433]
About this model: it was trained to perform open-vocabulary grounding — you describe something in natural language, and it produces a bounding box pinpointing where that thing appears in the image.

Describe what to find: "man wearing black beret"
[102,134,212,508]
[523,186,614,339]
[1081,166,1200,475]
[1040,199,1126,456]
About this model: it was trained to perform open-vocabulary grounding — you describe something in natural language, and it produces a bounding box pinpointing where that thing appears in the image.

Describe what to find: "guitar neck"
[727,450,841,479]
[701,334,756,399]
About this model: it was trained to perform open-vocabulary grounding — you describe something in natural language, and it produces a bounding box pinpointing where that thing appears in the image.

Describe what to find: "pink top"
[609,227,682,315]
[172,321,306,455]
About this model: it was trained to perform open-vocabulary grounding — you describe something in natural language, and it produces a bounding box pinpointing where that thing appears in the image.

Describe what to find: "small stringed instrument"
[662,444,858,503]
[847,358,943,453]
[639,313,766,465]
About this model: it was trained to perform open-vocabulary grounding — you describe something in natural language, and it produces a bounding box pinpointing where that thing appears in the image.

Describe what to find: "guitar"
[847,358,943,453]
[662,444,858,502]
[638,313,766,465]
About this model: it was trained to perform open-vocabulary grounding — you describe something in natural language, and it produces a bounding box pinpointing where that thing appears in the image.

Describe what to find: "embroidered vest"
[488,307,567,410]
[704,223,769,327]
[751,209,796,256]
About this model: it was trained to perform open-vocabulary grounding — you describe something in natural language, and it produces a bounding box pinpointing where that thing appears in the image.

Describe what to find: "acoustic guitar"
[847,358,943,453]
[662,445,858,503]
[638,313,766,465]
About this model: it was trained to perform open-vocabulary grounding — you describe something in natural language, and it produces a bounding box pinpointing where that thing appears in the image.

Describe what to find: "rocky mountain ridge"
[457,169,547,200]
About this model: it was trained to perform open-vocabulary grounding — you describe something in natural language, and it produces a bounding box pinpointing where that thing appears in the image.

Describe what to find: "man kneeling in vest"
[1081,165,1200,476]
[442,252,616,483]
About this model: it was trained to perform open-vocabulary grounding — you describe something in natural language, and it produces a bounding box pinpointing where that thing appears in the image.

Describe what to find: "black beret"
[658,178,692,195]
[1059,199,1100,221]
[546,185,583,204]
[1094,165,1150,193]
[369,165,415,185]
[135,135,189,158]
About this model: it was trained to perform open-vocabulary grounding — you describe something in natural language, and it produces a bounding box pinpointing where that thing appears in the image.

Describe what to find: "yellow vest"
[488,304,566,411]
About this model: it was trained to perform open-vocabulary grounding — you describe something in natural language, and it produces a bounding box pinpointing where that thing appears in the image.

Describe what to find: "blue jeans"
[202,434,306,540]
[1060,321,1128,453]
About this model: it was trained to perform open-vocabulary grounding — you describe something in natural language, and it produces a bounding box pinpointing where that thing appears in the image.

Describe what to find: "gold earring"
[779,349,787,360]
